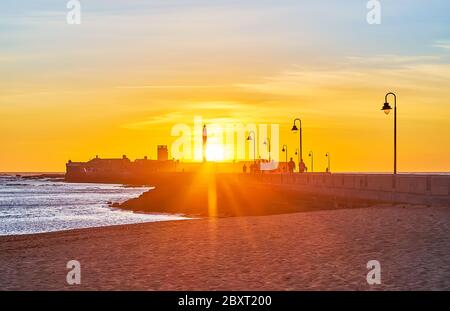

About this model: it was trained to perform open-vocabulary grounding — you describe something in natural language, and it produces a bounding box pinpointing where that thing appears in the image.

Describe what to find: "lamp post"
[247,131,256,164]
[381,92,397,175]
[282,144,288,172]
[263,138,271,161]
[291,118,303,168]
[308,151,314,173]
[325,152,331,173]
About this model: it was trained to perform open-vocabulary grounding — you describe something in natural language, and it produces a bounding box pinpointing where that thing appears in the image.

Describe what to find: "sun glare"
[206,144,225,162]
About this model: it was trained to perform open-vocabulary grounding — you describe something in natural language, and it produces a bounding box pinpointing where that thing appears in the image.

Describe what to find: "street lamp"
[325,152,331,173]
[308,151,314,173]
[282,144,288,172]
[381,92,397,175]
[247,131,256,164]
[291,118,303,168]
[263,138,271,161]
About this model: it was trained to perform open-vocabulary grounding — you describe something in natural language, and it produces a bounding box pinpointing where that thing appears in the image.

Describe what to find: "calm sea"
[0,175,187,236]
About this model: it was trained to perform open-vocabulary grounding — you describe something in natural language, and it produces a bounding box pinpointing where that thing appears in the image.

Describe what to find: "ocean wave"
[0,178,185,236]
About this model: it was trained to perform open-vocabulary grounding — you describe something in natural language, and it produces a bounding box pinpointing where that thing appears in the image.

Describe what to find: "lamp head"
[282,147,285,152]
[291,124,299,132]
[247,136,252,141]
[381,102,392,115]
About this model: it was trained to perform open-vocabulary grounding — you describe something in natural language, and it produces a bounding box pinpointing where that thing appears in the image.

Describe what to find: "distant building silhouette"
[157,145,168,161]
[66,147,176,182]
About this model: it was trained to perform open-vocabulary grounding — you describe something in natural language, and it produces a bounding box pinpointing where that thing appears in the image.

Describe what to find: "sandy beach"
[1,204,449,291]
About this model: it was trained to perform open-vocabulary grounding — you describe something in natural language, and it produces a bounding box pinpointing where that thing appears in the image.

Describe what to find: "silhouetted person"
[299,159,306,173]
[288,157,295,173]
[243,164,247,173]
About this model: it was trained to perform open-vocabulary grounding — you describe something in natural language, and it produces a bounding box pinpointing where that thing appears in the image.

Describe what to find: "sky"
[1,0,450,172]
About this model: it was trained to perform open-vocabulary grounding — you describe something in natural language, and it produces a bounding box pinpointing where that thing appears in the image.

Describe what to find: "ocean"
[0,175,187,236]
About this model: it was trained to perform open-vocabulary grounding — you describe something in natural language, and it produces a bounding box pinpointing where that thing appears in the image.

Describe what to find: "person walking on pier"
[288,157,296,173]
[299,159,306,173]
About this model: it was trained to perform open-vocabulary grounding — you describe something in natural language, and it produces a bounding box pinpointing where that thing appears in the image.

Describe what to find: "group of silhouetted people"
[242,161,263,174]
[243,158,308,174]
[286,157,307,173]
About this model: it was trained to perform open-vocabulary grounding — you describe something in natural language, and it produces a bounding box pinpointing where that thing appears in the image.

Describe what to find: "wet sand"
[0,204,449,290]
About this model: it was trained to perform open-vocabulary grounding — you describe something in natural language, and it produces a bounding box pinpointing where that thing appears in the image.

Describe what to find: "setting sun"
[206,144,225,162]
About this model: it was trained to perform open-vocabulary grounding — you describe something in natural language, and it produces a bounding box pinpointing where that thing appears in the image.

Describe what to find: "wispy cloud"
[433,40,450,50]
[116,85,230,89]
[346,55,441,65]
[121,112,185,130]
[236,58,450,98]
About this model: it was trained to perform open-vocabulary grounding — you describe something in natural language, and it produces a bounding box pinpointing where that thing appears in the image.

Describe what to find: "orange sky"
[1,1,450,172]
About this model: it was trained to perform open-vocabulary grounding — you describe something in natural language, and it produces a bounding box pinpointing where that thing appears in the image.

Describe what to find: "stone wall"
[242,173,450,206]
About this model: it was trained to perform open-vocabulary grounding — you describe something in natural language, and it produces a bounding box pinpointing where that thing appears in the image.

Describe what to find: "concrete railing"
[241,173,450,206]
